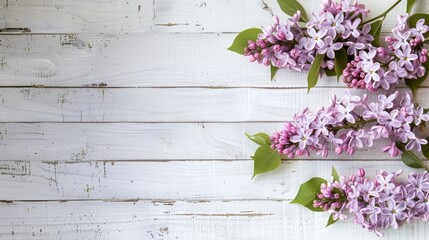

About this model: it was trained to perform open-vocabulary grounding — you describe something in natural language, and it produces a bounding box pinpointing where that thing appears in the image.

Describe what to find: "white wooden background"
[1,0,429,239]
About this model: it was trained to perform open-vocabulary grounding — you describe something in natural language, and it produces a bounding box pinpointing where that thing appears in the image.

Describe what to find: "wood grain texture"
[2,33,429,88]
[1,0,428,33]
[3,0,429,239]
[0,122,409,161]
[0,160,421,201]
[0,87,428,122]
[1,200,429,240]
[0,33,339,87]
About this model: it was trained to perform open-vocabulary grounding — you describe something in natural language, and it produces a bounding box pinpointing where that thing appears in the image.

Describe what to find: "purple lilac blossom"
[270,91,429,158]
[343,14,429,91]
[313,169,429,236]
[243,0,429,92]
[244,0,372,73]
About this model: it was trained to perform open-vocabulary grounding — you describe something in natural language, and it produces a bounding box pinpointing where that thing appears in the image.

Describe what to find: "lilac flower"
[378,92,398,109]
[393,31,411,50]
[376,173,396,192]
[312,169,429,236]
[361,198,381,223]
[412,19,429,40]
[318,36,343,58]
[275,51,297,67]
[290,128,317,150]
[335,103,356,123]
[306,28,328,50]
[383,142,401,157]
[408,173,429,195]
[358,50,377,67]
[406,137,428,151]
[414,106,429,125]
[395,45,418,71]
[382,199,407,229]
[415,191,429,213]
[343,18,361,38]
[276,22,294,41]
[357,23,374,43]
[388,61,407,78]
[324,12,345,33]
[307,11,326,29]
[270,90,429,159]
[363,63,381,83]
[378,110,402,131]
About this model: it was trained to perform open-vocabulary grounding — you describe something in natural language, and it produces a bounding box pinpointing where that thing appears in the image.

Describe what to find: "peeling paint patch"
[155,23,190,27]
[60,34,85,49]
[0,27,31,33]
[151,200,176,206]
[70,149,87,161]
[159,226,169,235]
[172,212,273,217]
[0,161,31,176]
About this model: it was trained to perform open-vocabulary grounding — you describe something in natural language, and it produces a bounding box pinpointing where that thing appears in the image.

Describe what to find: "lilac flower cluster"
[270,91,429,158]
[243,0,429,91]
[314,169,429,236]
[244,0,371,72]
[343,14,429,91]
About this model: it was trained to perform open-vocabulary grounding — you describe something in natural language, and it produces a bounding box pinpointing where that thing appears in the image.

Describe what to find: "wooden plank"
[1,0,428,33]
[3,87,424,122]
[2,33,429,88]
[1,199,428,240]
[0,0,154,34]
[0,122,406,161]
[0,160,421,201]
[0,33,329,87]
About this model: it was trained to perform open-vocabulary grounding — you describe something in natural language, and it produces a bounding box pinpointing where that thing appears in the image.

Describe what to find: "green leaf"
[326,214,339,227]
[409,14,429,38]
[252,145,281,178]
[307,54,325,93]
[290,177,327,212]
[425,108,429,114]
[397,143,429,171]
[331,166,339,181]
[422,137,429,160]
[271,64,279,81]
[369,19,383,47]
[228,28,262,55]
[334,48,348,82]
[405,55,429,93]
[277,0,309,22]
[407,0,417,13]
[246,132,271,146]
[324,68,336,77]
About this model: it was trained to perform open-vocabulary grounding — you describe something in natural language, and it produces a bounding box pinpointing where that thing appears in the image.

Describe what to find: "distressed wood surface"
[2,0,429,239]
[0,160,422,201]
[1,0,428,34]
[0,87,425,122]
[2,33,429,88]
[0,122,411,161]
[1,200,429,240]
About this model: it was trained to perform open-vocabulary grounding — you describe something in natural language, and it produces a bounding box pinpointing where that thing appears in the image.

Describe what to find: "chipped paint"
[155,23,190,27]
[151,200,176,206]
[70,149,87,161]
[172,212,273,217]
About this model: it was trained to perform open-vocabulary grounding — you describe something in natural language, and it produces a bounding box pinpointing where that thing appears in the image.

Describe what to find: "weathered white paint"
[0,87,426,122]
[1,0,429,239]
[1,33,429,88]
[0,122,413,161]
[0,160,420,201]
[1,200,429,240]
[1,0,428,33]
